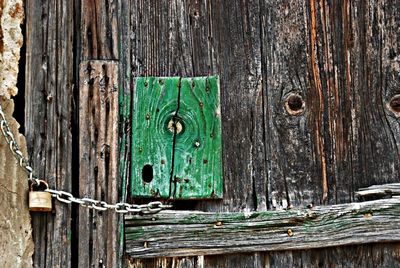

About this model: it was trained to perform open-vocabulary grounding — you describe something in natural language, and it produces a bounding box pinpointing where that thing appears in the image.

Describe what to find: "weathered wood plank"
[119,0,400,267]
[24,0,74,267]
[125,197,400,258]
[78,60,119,267]
[267,243,400,267]
[126,256,204,268]
[174,76,222,199]
[131,76,222,199]
[124,0,265,209]
[131,77,179,198]
[260,0,322,209]
[356,183,400,200]
[80,0,118,60]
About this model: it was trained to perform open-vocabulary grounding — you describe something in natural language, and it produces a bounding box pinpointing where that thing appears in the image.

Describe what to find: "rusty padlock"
[29,180,52,212]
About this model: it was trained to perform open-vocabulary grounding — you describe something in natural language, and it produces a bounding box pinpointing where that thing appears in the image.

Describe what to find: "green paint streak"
[130,76,223,199]
[173,77,222,199]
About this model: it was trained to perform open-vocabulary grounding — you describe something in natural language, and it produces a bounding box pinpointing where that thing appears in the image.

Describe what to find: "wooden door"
[24,0,400,267]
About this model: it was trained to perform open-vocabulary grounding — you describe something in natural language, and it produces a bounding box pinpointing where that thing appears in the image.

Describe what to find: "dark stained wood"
[24,1,74,267]
[126,256,204,268]
[119,0,400,266]
[260,0,322,209]
[78,61,119,268]
[356,183,400,200]
[126,245,400,268]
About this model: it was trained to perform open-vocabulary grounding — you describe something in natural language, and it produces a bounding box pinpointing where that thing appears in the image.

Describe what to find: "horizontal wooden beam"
[125,197,400,258]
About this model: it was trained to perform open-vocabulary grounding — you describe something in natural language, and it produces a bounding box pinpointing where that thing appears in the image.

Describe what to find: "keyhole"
[142,164,153,183]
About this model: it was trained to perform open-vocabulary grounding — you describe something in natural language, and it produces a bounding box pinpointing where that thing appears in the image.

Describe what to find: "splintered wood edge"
[125,197,400,258]
[355,183,400,199]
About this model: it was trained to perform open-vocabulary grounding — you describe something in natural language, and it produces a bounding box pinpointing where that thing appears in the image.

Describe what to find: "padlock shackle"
[30,179,49,191]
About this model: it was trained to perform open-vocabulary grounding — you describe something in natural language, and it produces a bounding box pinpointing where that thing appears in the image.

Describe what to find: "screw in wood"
[214,221,223,227]
[287,229,294,237]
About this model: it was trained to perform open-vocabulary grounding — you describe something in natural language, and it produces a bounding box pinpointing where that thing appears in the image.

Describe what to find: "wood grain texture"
[174,76,222,199]
[24,0,400,267]
[125,197,400,258]
[118,0,400,266]
[78,61,119,268]
[131,77,179,198]
[24,1,74,267]
[80,0,118,60]
[131,76,222,199]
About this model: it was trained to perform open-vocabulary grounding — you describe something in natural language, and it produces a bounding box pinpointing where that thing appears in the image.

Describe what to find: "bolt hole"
[389,95,400,114]
[285,94,305,115]
[142,164,153,183]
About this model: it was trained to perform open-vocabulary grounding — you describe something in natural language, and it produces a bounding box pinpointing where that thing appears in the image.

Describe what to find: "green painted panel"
[173,77,222,198]
[131,76,222,199]
[131,77,180,198]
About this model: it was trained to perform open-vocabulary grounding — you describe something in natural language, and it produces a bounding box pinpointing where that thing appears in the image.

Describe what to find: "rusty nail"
[161,159,165,164]
[203,159,208,164]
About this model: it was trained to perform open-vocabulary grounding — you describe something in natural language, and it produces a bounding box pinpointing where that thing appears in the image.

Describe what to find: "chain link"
[0,102,172,215]
[0,104,39,185]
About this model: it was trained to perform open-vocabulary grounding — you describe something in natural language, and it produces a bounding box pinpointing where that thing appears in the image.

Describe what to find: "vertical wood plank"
[174,77,222,199]
[80,0,119,60]
[126,256,204,268]
[25,1,74,267]
[260,0,322,209]
[123,0,266,265]
[131,77,179,198]
[78,61,119,268]
[204,253,265,268]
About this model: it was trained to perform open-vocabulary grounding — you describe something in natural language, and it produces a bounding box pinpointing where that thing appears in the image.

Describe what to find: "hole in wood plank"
[285,94,305,115]
[167,118,183,134]
[388,95,400,116]
[142,164,154,183]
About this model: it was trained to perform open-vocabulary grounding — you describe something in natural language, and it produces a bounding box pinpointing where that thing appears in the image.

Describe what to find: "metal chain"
[0,101,172,214]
